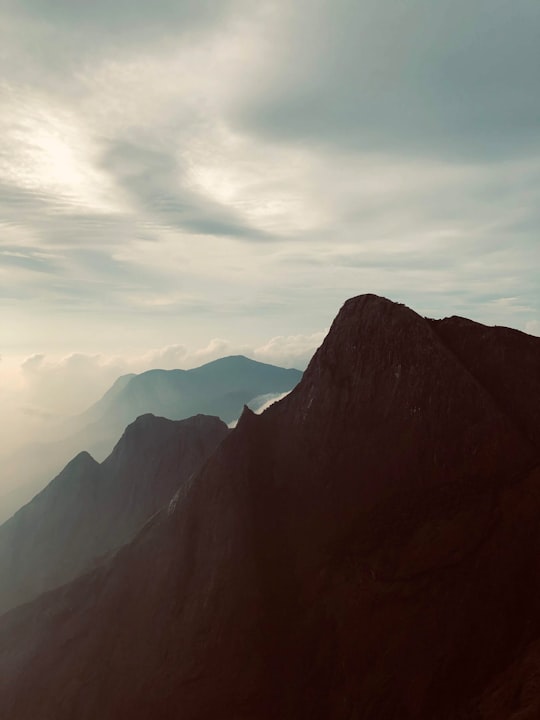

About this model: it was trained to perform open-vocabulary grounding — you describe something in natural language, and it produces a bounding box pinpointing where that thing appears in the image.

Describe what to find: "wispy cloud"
[0,0,538,434]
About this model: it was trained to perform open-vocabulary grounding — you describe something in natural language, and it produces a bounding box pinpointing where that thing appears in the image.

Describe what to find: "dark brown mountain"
[0,294,538,719]
[0,413,228,614]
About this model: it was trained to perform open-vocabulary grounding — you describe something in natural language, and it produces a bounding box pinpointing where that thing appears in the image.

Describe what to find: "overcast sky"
[1,0,539,445]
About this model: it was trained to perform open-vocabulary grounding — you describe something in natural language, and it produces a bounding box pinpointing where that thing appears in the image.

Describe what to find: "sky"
[1,0,539,455]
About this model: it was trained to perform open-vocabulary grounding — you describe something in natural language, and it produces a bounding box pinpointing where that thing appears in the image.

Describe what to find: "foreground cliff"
[0,294,538,719]
[0,414,228,614]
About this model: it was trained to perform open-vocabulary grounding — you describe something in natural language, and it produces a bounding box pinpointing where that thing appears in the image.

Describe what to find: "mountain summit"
[0,295,538,719]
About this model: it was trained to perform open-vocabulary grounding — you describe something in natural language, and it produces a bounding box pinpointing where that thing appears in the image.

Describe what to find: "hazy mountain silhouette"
[0,356,301,522]
[0,414,228,614]
[77,354,302,435]
[0,295,538,719]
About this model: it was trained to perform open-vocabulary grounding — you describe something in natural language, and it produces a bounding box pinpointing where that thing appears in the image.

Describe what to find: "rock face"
[0,414,228,614]
[0,294,538,719]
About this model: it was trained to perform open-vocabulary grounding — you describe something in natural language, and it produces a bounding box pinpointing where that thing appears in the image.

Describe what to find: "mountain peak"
[299,293,428,394]
[236,404,257,430]
[71,450,98,465]
[194,354,292,371]
[313,293,422,353]
[121,411,227,436]
[341,292,403,311]
[54,450,99,480]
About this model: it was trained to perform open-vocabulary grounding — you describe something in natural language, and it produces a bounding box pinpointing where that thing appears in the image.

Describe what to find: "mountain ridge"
[0,413,229,615]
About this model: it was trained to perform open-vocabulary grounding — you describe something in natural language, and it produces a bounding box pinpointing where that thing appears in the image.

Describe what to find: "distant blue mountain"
[80,355,302,432]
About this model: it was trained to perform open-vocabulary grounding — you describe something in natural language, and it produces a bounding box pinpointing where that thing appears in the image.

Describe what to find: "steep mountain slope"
[0,356,301,522]
[0,414,228,614]
[0,294,538,719]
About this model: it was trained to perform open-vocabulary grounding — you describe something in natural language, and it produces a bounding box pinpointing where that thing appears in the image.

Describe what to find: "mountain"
[0,356,301,522]
[0,414,228,614]
[0,294,538,719]
[78,355,302,433]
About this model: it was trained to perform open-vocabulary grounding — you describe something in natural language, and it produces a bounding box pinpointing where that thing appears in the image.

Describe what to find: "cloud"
[234,0,540,160]
[249,391,292,415]
[253,332,326,369]
[98,139,271,240]
[19,352,131,416]
[8,0,232,31]
[0,0,243,79]
[143,344,188,368]
[228,390,293,427]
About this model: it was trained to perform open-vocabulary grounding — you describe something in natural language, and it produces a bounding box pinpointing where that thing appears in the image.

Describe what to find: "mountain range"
[0,356,302,522]
[0,294,538,719]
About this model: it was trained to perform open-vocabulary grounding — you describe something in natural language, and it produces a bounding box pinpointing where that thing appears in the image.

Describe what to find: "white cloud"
[249,391,292,414]
[253,332,326,369]
[228,390,293,428]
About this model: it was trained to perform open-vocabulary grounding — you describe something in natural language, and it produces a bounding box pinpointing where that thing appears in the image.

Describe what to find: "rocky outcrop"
[0,414,228,614]
[0,294,538,719]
